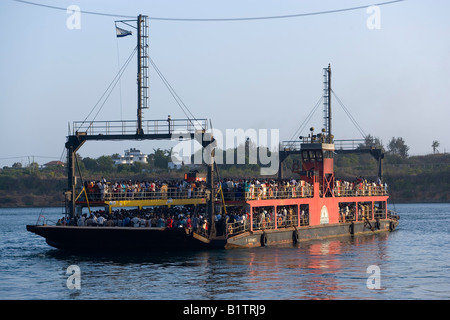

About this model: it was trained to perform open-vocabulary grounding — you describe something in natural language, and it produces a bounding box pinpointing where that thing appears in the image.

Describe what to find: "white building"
[114,148,148,165]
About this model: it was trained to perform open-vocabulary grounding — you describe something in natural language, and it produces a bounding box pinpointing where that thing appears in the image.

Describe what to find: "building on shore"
[114,148,148,165]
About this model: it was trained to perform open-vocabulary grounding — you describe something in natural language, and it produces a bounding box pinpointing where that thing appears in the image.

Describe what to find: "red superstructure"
[221,132,397,248]
[223,65,399,248]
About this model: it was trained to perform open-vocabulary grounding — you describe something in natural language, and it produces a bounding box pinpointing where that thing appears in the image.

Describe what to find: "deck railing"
[73,119,208,136]
[280,140,302,151]
[77,182,387,204]
[226,221,250,235]
[374,209,386,219]
[226,213,307,237]
[77,183,388,205]
[387,210,400,221]
[77,184,316,203]
[78,187,207,202]
[334,184,388,197]
[220,185,314,201]
[281,138,382,152]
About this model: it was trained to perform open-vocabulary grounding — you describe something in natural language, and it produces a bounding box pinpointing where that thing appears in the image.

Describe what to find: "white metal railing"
[221,185,314,201]
[78,187,207,202]
[73,119,208,136]
[334,183,388,197]
[78,183,387,203]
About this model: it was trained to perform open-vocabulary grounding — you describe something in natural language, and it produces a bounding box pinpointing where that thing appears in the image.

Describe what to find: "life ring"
[293,230,300,244]
[261,233,268,247]
[389,221,396,232]
[228,224,233,235]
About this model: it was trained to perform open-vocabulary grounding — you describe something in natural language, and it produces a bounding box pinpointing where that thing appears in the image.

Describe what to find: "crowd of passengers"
[79,175,387,202]
[82,178,208,201]
[220,178,312,200]
[56,206,248,236]
[335,176,388,196]
[55,204,306,236]
[58,206,206,229]
[81,177,314,201]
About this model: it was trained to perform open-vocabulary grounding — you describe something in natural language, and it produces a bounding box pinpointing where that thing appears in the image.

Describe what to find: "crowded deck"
[76,176,388,204]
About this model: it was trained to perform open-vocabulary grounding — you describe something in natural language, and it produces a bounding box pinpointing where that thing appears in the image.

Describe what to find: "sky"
[1,0,449,168]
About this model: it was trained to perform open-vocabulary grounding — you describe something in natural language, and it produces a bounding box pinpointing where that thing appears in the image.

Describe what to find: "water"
[0,204,449,300]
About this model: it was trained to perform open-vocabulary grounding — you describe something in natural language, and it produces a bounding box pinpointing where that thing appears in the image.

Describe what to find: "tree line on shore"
[1,136,449,206]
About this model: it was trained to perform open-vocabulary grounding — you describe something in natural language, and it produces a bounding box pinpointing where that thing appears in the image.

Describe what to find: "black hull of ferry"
[27,218,398,252]
[225,219,398,249]
[26,225,224,252]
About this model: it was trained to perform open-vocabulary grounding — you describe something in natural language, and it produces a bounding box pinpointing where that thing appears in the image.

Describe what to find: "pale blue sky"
[1,0,449,167]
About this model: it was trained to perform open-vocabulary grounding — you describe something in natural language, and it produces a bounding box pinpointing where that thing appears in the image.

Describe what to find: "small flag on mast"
[116,26,132,38]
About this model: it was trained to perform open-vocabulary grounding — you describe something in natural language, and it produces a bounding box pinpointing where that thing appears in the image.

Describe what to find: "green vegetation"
[332,136,449,202]
[334,152,450,203]
[1,138,449,207]
[0,164,66,207]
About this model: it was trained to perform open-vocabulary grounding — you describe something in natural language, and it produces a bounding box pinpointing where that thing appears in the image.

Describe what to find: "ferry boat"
[26,15,399,251]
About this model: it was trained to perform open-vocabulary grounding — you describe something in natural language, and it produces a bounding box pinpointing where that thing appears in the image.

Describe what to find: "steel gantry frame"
[64,15,218,237]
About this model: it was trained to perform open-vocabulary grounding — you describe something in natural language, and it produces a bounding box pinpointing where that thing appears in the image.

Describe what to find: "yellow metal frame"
[104,198,207,213]
[75,187,91,215]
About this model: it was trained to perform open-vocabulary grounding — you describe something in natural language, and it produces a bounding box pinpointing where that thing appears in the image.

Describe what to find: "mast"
[323,64,332,142]
[137,15,149,135]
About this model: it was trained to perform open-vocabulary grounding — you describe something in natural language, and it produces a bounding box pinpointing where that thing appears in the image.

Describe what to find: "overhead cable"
[149,56,205,130]
[78,46,137,130]
[331,89,367,138]
[12,0,405,22]
[286,95,323,148]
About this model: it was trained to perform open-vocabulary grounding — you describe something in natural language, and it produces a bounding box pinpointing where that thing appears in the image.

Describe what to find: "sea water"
[0,203,449,300]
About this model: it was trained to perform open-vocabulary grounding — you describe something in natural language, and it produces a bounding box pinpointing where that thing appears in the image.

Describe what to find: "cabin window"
[302,151,310,162]
[252,206,275,230]
[276,205,298,228]
[339,202,356,222]
[359,202,373,220]
[299,204,309,226]
[323,150,334,159]
[374,201,386,218]
[316,151,323,161]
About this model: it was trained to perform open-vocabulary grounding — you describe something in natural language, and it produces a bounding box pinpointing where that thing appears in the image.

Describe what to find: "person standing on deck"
[166,216,173,228]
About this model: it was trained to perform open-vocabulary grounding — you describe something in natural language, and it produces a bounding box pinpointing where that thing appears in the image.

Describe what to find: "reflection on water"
[34,234,392,300]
